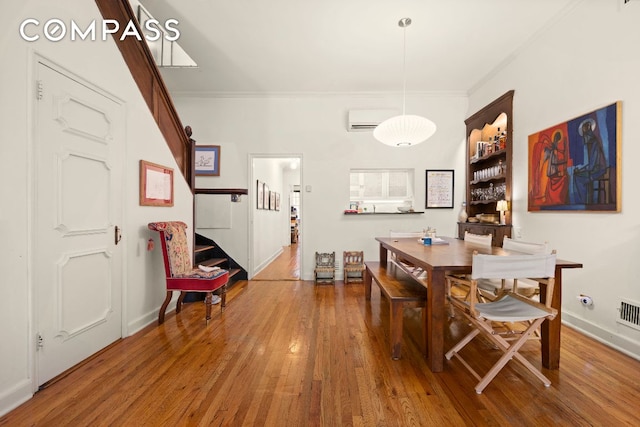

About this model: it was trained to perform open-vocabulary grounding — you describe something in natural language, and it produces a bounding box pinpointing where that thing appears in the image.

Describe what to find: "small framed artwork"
[257,180,264,209]
[195,145,221,176]
[270,191,276,210]
[275,193,281,211]
[425,169,454,209]
[263,183,270,209]
[140,160,174,206]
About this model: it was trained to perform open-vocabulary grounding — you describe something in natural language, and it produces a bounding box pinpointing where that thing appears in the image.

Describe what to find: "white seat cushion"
[475,295,549,322]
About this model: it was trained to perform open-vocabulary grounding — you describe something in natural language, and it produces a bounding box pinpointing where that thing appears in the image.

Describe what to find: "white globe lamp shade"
[373,114,437,147]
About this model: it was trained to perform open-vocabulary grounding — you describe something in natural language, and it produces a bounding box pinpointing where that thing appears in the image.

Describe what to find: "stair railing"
[95,0,193,185]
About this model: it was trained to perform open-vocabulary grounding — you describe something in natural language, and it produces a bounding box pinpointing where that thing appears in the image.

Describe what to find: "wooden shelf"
[463,90,514,246]
[470,174,506,185]
[470,149,507,165]
[194,188,248,195]
[344,211,425,215]
[469,200,501,206]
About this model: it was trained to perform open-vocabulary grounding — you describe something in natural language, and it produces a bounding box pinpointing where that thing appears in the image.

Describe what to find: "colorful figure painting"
[528,102,620,212]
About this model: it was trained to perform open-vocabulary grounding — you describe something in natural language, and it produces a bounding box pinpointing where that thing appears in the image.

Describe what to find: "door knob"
[115,225,122,245]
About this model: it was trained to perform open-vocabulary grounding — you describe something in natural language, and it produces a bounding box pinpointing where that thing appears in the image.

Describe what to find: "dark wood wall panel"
[95,0,192,185]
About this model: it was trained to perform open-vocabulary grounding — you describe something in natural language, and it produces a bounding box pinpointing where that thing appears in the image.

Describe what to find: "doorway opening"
[249,154,302,281]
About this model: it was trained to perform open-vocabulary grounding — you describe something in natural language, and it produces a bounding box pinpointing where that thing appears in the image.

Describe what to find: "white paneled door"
[34,61,123,385]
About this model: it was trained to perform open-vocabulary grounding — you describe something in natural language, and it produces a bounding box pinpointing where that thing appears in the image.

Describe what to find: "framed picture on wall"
[270,191,276,210]
[425,169,454,208]
[257,180,264,209]
[263,183,270,209]
[140,160,174,206]
[195,145,221,176]
[528,101,621,212]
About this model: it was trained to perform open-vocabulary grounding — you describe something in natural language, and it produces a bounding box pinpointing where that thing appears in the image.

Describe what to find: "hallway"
[252,244,300,281]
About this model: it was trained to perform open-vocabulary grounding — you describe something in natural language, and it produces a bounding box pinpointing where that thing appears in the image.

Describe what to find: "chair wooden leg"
[158,291,173,324]
[220,284,227,313]
[176,291,187,314]
[474,320,550,394]
[450,316,552,394]
[205,292,212,325]
[446,328,481,360]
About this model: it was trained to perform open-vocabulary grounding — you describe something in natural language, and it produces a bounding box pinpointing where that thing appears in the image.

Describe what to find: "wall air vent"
[617,299,640,330]
[347,109,398,132]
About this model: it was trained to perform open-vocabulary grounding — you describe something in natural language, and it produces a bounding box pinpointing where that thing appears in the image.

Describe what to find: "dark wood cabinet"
[462,91,514,246]
[457,222,511,247]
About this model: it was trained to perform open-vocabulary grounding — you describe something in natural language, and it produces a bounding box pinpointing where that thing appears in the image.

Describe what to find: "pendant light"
[374,18,437,147]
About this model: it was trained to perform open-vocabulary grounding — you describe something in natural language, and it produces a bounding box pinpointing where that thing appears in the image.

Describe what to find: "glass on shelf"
[472,163,506,182]
[470,182,506,202]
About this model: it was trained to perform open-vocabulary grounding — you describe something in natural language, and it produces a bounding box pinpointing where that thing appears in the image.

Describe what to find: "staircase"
[95,0,248,290]
[182,233,247,302]
[194,234,247,283]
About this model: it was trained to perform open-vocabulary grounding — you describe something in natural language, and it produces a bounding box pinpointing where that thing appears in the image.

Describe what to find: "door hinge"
[36,333,44,350]
[36,80,43,100]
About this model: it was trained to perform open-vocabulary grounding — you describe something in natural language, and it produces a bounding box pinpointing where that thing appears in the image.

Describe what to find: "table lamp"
[496,200,508,225]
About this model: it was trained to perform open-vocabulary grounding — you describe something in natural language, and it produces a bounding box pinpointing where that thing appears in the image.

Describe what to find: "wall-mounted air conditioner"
[347,109,398,132]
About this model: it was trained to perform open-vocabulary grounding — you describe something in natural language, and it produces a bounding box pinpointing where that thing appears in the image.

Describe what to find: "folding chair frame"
[445,251,557,394]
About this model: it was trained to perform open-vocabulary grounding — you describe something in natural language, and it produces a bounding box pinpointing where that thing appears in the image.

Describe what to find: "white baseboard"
[563,311,640,361]
[127,301,177,336]
[0,379,33,417]
[252,247,284,277]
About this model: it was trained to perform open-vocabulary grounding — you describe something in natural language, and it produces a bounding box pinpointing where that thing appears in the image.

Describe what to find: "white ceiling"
[140,0,577,96]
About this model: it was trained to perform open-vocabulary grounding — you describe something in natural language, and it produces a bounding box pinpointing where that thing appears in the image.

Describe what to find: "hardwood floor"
[3,246,639,426]
[252,244,300,281]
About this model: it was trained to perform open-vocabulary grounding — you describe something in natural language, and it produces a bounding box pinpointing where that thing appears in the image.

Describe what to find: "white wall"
[0,1,193,414]
[172,93,469,280]
[251,158,288,275]
[468,0,640,358]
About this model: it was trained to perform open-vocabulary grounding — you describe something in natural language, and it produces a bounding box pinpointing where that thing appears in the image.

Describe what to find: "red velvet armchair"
[148,221,229,325]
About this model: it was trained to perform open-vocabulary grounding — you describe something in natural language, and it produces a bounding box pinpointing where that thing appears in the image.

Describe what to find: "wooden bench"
[364,261,427,360]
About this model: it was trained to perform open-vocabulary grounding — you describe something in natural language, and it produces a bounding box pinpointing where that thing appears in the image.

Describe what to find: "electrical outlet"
[514,226,523,239]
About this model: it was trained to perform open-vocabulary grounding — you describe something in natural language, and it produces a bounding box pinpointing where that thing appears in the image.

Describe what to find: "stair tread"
[193,233,248,286]
[198,258,227,267]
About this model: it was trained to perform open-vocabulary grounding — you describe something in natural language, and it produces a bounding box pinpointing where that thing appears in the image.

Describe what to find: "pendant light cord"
[402,24,407,116]
[373,17,436,147]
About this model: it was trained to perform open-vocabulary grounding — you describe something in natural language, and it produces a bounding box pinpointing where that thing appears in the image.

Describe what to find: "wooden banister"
[95,0,193,186]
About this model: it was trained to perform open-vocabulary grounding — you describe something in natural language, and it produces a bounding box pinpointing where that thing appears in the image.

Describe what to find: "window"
[350,169,414,212]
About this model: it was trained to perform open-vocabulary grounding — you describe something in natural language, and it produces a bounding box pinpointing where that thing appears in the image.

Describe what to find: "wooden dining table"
[376,236,583,373]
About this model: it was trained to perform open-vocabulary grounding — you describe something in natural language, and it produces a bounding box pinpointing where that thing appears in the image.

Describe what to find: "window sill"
[344,211,424,215]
